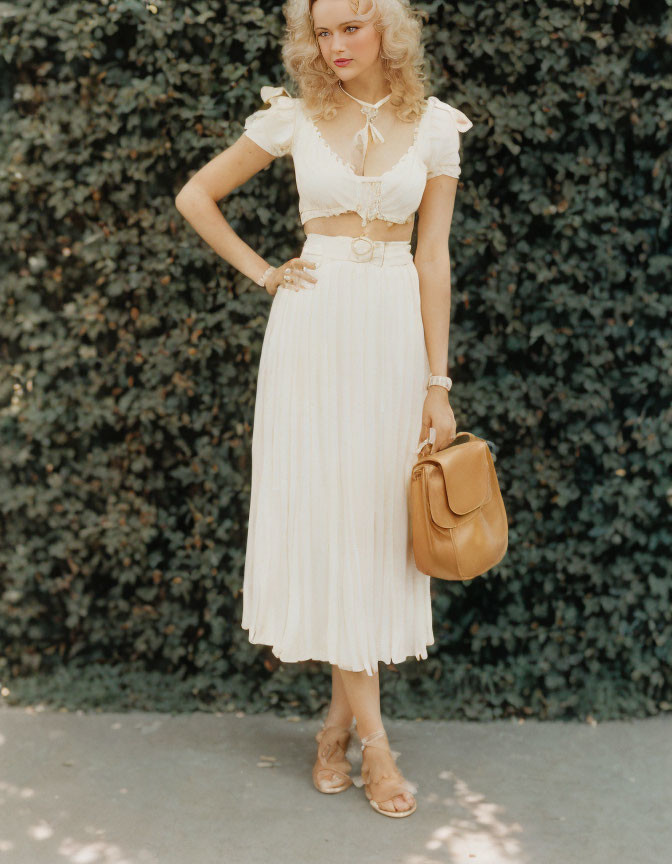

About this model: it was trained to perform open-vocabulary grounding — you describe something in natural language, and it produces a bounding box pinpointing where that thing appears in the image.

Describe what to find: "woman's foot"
[312,721,355,794]
[353,729,417,817]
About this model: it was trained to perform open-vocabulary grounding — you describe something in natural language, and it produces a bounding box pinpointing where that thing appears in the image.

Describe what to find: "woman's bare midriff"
[304,212,414,243]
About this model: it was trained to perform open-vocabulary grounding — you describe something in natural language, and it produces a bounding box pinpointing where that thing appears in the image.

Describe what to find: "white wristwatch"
[427,374,453,393]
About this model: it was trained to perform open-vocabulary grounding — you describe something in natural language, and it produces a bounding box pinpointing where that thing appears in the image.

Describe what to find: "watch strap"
[427,374,453,392]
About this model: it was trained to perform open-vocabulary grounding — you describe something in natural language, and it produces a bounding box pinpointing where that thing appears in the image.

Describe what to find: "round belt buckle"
[351,235,374,261]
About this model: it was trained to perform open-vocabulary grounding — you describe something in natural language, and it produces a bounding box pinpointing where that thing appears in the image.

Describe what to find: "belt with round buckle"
[351,234,374,262]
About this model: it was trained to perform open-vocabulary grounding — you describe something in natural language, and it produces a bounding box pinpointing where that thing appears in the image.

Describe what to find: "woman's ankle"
[324,708,354,729]
[356,721,387,742]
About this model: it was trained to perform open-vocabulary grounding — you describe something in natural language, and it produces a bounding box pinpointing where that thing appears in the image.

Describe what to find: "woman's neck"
[338,76,391,106]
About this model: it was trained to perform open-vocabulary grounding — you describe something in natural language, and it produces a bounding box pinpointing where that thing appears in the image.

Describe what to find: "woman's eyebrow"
[313,19,361,31]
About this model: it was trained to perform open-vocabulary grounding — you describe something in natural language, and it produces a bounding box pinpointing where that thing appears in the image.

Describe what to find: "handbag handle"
[415,429,475,456]
[414,430,499,460]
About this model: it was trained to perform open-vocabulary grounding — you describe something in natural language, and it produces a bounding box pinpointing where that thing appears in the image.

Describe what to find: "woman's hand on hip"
[417,388,456,455]
[264,257,318,296]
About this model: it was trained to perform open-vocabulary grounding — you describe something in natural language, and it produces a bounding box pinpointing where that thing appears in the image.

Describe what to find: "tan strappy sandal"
[312,722,355,794]
[352,728,418,817]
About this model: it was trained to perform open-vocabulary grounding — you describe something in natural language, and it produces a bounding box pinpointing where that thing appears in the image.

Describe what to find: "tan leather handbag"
[410,431,508,581]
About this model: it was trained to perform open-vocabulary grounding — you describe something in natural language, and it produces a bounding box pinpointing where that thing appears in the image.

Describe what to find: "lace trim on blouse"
[241,87,474,227]
[300,103,427,227]
[304,106,425,181]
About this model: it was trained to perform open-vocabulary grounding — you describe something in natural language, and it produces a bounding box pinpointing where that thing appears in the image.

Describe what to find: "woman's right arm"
[174,135,279,287]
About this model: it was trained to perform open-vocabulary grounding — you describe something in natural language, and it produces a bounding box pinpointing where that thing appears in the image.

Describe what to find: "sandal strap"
[315,723,353,746]
[319,721,354,734]
[315,765,351,784]
[360,728,387,750]
[352,729,418,799]
[353,771,417,800]
[313,724,353,780]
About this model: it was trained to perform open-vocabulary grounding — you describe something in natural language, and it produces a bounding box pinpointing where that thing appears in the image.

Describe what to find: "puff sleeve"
[425,96,473,180]
[242,85,296,158]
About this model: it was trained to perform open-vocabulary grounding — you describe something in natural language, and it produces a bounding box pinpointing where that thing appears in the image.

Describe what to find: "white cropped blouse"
[242,84,473,229]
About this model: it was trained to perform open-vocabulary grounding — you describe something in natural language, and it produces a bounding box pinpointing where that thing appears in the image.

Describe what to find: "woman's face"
[312,0,381,81]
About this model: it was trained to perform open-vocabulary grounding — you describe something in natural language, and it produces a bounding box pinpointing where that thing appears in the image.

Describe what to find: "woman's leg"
[314,666,355,788]
[324,664,354,728]
[337,666,415,813]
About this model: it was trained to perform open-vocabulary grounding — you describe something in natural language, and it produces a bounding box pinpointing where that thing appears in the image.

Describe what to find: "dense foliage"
[1,0,670,720]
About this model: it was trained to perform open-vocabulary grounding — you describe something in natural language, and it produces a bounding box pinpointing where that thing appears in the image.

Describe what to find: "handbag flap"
[441,440,490,514]
[421,439,491,517]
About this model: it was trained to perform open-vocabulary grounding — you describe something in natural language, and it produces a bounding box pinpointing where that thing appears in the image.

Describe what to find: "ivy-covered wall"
[1,0,670,720]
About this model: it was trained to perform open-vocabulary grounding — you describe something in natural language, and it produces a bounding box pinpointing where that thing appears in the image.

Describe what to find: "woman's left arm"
[413,175,460,454]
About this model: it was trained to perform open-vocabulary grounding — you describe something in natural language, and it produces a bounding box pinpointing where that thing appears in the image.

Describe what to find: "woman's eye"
[317,26,358,37]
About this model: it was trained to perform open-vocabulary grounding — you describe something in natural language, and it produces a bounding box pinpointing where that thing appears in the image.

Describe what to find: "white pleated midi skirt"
[241,232,434,676]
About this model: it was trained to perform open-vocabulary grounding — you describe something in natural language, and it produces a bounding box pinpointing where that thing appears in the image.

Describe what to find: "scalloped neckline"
[301,99,429,181]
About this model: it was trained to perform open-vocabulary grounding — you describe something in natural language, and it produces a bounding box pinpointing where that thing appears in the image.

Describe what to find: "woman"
[175,0,472,818]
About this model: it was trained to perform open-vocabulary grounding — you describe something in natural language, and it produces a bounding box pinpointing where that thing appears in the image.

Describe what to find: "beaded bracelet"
[255,265,275,288]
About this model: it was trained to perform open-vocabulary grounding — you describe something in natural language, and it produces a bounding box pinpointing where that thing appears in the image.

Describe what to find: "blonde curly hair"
[281,0,428,122]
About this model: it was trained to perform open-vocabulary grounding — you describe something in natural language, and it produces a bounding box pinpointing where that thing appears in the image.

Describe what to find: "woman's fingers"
[430,429,457,453]
[293,259,318,286]
[298,259,318,282]
[419,425,455,454]
[417,423,432,453]
[286,258,318,291]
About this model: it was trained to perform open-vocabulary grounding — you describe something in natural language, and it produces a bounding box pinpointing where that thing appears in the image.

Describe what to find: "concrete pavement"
[0,707,669,864]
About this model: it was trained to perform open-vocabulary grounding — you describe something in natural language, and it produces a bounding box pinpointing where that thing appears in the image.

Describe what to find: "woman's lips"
[334,59,352,66]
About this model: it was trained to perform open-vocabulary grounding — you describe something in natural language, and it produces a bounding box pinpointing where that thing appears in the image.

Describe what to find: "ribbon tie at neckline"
[338,81,392,175]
